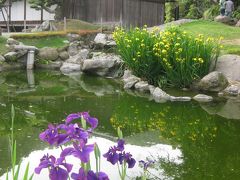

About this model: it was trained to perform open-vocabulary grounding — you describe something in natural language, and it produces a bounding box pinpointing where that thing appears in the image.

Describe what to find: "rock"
[14,45,38,52]
[60,62,81,74]
[216,55,240,82]
[214,15,237,25]
[152,87,171,103]
[66,49,90,64]
[32,20,57,32]
[68,42,80,56]
[236,20,240,27]
[57,45,69,53]
[148,85,156,94]
[4,51,27,62]
[197,71,229,92]
[59,51,69,60]
[94,33,107,47]
[7,38,19,45]
[170,96,192,102]
[223,85,239,96]
[193,94,213,102]
[36,61,62,70]
[123,76,141,89]
[94,33,116,49]
[122,70,133,79]
[0,55,5,62]
[67,33,80,42]
[38,47,59,61]
[82,53,123,78]
[134,81,150,92]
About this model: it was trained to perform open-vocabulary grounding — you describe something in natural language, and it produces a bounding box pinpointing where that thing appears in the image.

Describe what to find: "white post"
[27,50,35,70]
[27,69,35,88]
[64,17,67,31]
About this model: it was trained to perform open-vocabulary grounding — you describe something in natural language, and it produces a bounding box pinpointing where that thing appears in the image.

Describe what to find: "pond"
[0,70,240,179]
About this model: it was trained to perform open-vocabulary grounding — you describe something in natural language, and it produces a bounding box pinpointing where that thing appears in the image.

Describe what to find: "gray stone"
[152,87,171,103]
[68,42,79,56]
[0,55,5,62]
[59,51,69,60]
[7,38,19,45]
[82,53,123,78]
[148,85,156,94]
[223,85,239,96]
[214,15,237,25]
[123,76,141,89]
[38,47,59,61]
[170,96,192,102]
[216,55,240,82]
[67,33,80,42]
[14,45,38,51]
[122,70,133,79]
[197,71,229,92]
[193,94,213,102]
[66,49,90,64]
[60,62,81,74]
[94,33,108,47]
[4,51,27,62]
[134,81,150,92]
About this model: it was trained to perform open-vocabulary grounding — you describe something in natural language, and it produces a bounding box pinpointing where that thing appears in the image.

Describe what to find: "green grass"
[179,20,240,55]
[54,19,100,31]
[0,36,9,55]
[17,36,68,48]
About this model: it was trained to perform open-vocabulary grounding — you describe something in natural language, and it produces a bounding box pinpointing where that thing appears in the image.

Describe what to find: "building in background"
[0,0,55,31]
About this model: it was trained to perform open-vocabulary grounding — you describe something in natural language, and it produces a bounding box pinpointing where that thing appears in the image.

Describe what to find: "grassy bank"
[179,20,240,55]
[0,36,8,55]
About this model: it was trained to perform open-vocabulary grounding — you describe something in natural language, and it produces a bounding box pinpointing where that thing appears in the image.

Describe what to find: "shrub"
[113,26,221,87]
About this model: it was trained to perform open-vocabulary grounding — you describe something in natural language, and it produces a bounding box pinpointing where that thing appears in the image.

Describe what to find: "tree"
[29,0,63,20]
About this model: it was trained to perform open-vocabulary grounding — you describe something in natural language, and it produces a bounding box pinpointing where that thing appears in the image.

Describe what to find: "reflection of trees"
[110,98,240,179]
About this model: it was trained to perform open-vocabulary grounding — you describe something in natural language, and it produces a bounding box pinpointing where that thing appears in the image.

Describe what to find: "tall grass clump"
[113,26,221,87]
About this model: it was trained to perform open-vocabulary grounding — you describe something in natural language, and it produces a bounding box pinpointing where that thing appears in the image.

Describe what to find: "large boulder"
[68,42,80,56]
[222,84,240,96]
[60,62,81,74]
[197,71,229,92]
[59,51,69,60]
[216,55,240,82]
[82,53,123,78]
[38,47,59,61]
[7,38,19,46]
[134,81,150,92]
[214,15,237,25]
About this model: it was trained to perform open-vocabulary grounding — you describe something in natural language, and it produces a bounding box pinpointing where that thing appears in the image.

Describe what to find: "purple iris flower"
[65,112,98,130]
[71,168,109,180]
[103,139,136,168]
[35,154,73,180]
[139,160,155,170]
[39,124,60,146]
[61,142,94,163]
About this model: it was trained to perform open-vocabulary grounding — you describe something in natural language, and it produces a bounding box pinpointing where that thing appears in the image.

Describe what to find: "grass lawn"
[179,20,240,55]
[0,36,8,55]
[17,36,68,48]
[54,19,100,31]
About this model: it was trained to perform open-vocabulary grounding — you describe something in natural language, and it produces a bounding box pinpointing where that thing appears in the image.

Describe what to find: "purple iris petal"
[87,170,109,180]
[71,168,87,180]
[117,139,125,151]
[39,124,59,145]
[139,160,155,170]
[81,112,98,130]
[126,157,136,168]
[66,113,81,124]
[49,167,69,180]
[103,149,119,165]
[76,144,95,163]
[60,147,74,158]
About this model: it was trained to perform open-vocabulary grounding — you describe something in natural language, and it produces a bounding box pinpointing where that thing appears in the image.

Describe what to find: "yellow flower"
[162,49,167,54]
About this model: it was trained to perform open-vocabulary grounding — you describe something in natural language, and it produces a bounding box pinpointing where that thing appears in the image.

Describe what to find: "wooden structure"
[62,0,166,27]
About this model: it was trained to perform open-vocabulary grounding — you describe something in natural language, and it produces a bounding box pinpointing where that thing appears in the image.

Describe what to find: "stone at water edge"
[7,38,19,46]
[134,81,150,92]
[38,47,59,61]
[68,41,80,56]
[66,49,90,64]
[216,55,240,82]
[122,70,133,80]
[193,94,213,102]
[4,51,27,62]
[223,85,239,96]
[60,62,81,74]
[170,96,191,102]
[152,87,171,103]
[123,76,141,89]
[197,71,229,92]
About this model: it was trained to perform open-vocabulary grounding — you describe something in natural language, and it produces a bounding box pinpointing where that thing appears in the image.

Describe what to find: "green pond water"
[0,70,240,179]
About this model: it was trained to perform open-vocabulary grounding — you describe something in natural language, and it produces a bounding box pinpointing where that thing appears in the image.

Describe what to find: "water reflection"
[0,70,240,179]
[1,137,182,180]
